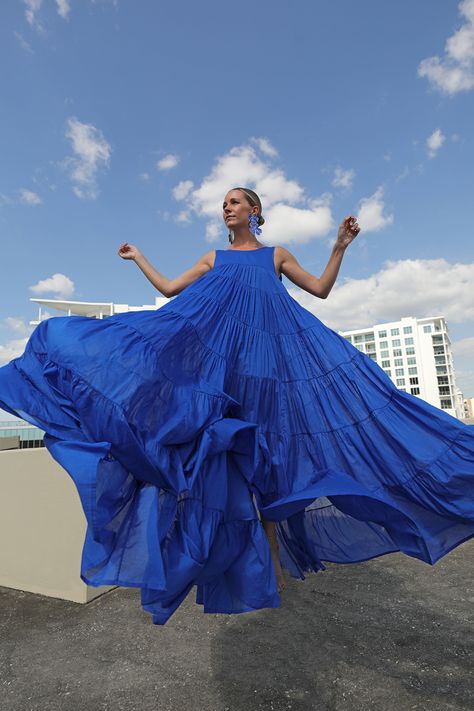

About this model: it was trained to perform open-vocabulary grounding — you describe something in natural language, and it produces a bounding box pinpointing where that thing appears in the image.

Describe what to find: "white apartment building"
[339,316,463,420]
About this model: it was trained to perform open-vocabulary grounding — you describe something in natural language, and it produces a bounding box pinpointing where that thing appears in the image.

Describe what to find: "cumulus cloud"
[19,188,42,205]
[172,139,334,245]
[426,128,446,158]
[250,137,278,158]
[64,117,111,199]
[332,167,355,189]
[29,273,75,299]
[356,186,394,232]
[157,154,179,171]
[290,258,474,332]
[55,0,71,19]
[0,317,35,366]
[172,180,194,200]
[418,0,474,95]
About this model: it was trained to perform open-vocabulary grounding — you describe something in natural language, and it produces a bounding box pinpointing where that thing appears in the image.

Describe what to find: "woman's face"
[222,190,258,230]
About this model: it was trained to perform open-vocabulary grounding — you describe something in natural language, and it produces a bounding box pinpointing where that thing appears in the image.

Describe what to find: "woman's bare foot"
[261,517,286,593]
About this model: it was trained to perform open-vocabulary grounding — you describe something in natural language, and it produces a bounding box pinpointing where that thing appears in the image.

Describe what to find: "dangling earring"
[248,212,262,236]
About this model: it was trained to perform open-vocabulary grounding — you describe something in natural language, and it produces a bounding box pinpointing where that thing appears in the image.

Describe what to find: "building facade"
[339,316,463,419]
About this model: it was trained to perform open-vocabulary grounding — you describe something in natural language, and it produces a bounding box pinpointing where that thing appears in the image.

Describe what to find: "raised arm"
[278,215,360,299]
[117,242,215,298]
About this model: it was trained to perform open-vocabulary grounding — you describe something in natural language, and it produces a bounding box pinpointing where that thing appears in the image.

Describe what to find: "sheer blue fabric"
[0,245,473,624]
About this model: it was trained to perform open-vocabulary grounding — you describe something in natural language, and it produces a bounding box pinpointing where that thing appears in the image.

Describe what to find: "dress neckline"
[225,246,270,252]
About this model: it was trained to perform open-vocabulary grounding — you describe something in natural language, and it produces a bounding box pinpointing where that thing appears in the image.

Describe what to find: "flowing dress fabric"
[0,245,473,624]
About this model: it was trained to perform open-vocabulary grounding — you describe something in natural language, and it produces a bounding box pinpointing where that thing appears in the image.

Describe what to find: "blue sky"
[1,0,474,421]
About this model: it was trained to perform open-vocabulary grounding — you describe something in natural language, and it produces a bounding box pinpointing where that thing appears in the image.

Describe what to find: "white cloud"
[55,0,71,19]
[263,196,333,244]
[64,117,111,200]
[174,140,333,244]
[19,188,42,205]
[290,258,474,332]
[418,0,474,95]
[332,167,355,189]
[452,336,474,397]
[356,186,394,232]
[0,318,35,366]
[3,317,30,336]
[29,273,75,299]
[172,180,194,200]
[157,154,179,171]
[426,128,446,158]
[24,0,43,32]
[0,336,31,366]
[250,136,279,158]
[138,172,150,182]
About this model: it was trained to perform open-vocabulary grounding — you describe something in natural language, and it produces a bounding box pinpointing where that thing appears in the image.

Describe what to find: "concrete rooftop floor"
[1,540,473,711]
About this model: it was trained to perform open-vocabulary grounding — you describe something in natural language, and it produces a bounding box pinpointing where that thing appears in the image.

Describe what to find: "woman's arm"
[278,215,360,299]
[134,250,216,297]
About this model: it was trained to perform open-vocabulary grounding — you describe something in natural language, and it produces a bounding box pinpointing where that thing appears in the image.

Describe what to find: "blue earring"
[248,212,262,236]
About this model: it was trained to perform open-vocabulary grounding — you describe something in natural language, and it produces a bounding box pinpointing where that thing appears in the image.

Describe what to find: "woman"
[0,187,473,625]
[117,187,361,594]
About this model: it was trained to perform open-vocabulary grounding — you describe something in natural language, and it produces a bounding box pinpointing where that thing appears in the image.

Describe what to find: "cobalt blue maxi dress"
[0,245,473,625]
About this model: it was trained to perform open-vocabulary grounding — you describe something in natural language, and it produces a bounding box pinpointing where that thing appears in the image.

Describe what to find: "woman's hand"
[117,242,142,261]
[336,216,360,249]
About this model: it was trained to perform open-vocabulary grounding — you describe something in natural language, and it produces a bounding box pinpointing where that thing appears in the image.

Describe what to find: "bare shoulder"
[197,249,218,271]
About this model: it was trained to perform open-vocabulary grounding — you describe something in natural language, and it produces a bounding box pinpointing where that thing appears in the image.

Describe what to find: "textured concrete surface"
[1,540,473,711]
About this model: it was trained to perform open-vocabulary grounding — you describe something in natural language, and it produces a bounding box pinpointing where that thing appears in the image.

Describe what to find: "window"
[366,343,376,352]
[398,387,406,392]
[392,339,401,347]
[394,358,403,366]
[408,367,417,375]
[354,335,364,343]
[437,376,449,385]
[383,369,392,377]
[368,353,377,361]
[343,336,352,342]
[396,378,405,386]
[378,330,387,338]
[440,399,452,409]
[379,340,388,349]
[436,366,447,375]
[406,347,415,355]
[410,387,420,395]
[390,328,399,336]
[380,350,389,358]
[395,368,404,376]
[381,360,391,368]
[409,377,419,385]
[423,325,432,333]
[439,386,451,396]
[393,349,402,357]
[364,333,375,342]
[403,326,412,334]
[432,335,443,344]
[435,356,446,365]
[404,337,414,345]
[407,357,416,365]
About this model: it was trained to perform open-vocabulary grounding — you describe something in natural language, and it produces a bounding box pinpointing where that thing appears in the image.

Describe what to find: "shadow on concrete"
[1,542,473,711]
